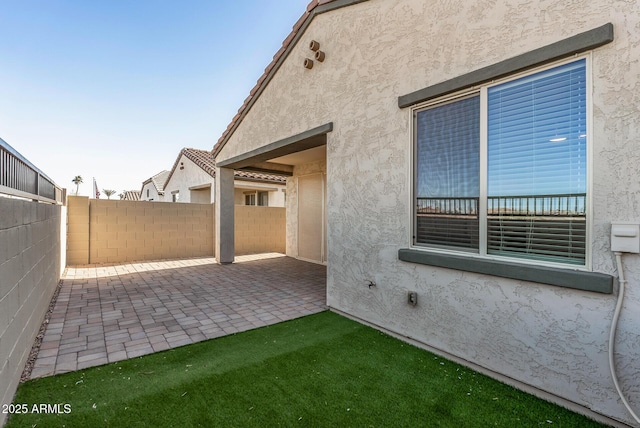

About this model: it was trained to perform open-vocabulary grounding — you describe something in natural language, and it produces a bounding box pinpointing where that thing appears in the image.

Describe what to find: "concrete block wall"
[66,197,285,265]
[0,198,62,426]
[235,206,286,255]
[69,198,215,264]
[66,196,89,265]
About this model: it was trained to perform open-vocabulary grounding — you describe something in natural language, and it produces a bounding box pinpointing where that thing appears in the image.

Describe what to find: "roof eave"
[212,0,369,159]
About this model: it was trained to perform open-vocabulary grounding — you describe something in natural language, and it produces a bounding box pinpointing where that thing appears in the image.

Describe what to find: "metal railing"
[417,196,479,216]
[417,193,586,217]
[0,137,64,204]
[416,194,586,262]
[487,193,586,217]
[416,197,479,249]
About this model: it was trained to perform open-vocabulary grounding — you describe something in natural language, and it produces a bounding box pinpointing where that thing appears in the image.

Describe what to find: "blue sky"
[1,0,310,196]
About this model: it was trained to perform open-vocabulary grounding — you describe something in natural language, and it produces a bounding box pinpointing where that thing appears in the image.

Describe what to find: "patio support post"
[215,166,235,264]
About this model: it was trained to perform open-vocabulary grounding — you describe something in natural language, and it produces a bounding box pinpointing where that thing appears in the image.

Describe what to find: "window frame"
[245,193,256,206]
[411,55,593,270]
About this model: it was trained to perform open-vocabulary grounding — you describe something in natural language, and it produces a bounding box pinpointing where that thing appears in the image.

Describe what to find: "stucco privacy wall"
[214,0,640,424]
[0,198,63,426]
[66,197,285,264]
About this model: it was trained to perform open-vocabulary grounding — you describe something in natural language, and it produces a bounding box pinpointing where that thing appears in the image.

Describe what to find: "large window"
[415,59,587,266]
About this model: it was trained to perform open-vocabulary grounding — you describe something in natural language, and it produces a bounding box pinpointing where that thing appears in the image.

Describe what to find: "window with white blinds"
[415,95,480,250]
[414,58,587,266]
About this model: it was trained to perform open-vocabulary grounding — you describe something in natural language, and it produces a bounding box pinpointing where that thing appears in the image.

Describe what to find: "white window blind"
[414,59,588,266]
[415,95,480,250]
[487,60,587,264]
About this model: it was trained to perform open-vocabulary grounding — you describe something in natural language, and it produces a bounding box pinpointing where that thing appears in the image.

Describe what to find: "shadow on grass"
[8,311,606,427]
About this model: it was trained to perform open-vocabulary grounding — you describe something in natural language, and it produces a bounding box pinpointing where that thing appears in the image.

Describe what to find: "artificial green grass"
[8,311,605,427]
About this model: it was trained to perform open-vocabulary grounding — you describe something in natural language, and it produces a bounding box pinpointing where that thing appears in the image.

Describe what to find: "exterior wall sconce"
[180,162,184,170]
[309,40,320,51]
[303,58,314,69]
[315,50,325,62]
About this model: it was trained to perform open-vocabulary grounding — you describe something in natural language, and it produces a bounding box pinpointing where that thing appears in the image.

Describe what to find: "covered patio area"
[28,253,326,379]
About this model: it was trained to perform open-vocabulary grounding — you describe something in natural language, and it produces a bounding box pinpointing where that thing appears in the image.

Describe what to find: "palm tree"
[103,189,116,199]
[72,176,83,195]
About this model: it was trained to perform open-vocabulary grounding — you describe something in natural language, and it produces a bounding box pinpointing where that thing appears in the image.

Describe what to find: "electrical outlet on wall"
[611,222,640,253]
[407,291,418,306]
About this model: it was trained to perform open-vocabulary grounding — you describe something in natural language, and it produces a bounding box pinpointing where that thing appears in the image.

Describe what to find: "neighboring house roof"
[122,190,141,201]
[164,148,216,187]
[234,169,286,184]
[212,0,364,158]
[181,148,217,177]
[165,147,287,186]
[141,170,170,195]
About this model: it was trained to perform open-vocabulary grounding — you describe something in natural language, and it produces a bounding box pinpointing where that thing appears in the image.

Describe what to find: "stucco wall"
[163,154,215,204]
[269,188,286,207]
[190,186,212,204]
[0,198,63,426]
[234,188,248,205]
[140,182,164,202]
[214,0,640,424]
[161,157,285,206]
[234,180,286,207]
[286,160,326,259]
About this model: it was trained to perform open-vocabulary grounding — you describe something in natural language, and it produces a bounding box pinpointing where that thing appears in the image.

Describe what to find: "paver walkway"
[30,253,326,378]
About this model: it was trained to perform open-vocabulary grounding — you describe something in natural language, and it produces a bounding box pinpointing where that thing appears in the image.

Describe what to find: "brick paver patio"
[30,253,326,378]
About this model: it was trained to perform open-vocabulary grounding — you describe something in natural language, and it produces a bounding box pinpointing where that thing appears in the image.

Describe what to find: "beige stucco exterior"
[233,182,286,207]
[162,153,286,206]
[163,154,216,204]
[140,180,164,201]
[214,0,640,425]
[286,159,326,260]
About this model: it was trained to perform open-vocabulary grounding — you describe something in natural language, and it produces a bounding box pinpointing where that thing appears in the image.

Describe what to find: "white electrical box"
[611,222,640,253]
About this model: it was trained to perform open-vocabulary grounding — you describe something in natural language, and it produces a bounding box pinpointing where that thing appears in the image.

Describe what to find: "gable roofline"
[165,147,288,187]
[164,148,217,188]
[152,170,170,194]
[212,0,369,158]
[140,170,170,196]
